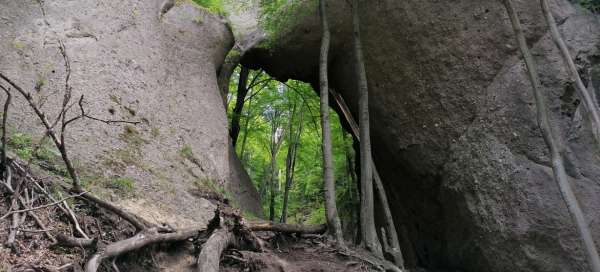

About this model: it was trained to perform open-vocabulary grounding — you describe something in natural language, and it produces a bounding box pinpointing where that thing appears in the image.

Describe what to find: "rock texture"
[0,0,263,232]
[243,0,600,271]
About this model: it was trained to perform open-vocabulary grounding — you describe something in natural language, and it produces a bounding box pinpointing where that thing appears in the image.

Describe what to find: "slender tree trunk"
[352,0,382,257]
[239,98,253,162]
[268,112,285,222]
[540,0,600,145]
[319,0,344,246]
[230,67,250,146]
[281,107,304,223]
[373,167,404,267]
[332,87,404,265]
[502,1,600,271]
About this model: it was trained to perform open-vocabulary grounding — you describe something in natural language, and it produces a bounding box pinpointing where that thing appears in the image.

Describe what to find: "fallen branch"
[249,222,326,235]
[1,191,87,217]
[75,190,149,231]
[0,83,11,176]
[84,226,206,272]
[55,233,95,248]
[197,224,236,272]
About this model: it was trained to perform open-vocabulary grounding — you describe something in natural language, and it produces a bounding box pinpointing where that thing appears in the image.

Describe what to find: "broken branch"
[249,222,326,234]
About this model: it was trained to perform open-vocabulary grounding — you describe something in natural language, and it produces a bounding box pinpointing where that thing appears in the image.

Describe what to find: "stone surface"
[243,1,600,271]
[0,0,262,231]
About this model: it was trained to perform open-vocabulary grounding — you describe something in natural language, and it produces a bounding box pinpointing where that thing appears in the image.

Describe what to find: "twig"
[1,191,87,217]
[111,258,120,272]
[59,192,89,239]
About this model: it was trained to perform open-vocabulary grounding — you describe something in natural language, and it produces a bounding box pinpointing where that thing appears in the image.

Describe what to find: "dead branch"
[197,224,236,272]
[1,191,87,217]
[6,211,21,251]
[0,84,11,175]
[60,195,89,239]
[84,226,206,272]
[0,72,82,190]
[55,233,95,248]
[75,190,149,231]
[249,222,326,235]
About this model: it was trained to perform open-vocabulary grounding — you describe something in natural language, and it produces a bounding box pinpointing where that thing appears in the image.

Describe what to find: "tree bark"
[230,67,250,146]
[352,0,382,257]
[332,87,404,266]
[281,105,303,223]
[196,227,236,272]
[502,1,600,271]
[239,98,253,162]
[268,111,285,221]
[319,0,345,246]
[249,222,326,234]
[85,227,206,272]
[540,0,600,145]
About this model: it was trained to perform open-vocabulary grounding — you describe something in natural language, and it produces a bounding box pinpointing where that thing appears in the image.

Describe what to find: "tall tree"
[352,0,382,256]
[502,1,600,271]
[540,0,600,145]
[266,108,286,221]
[281,103,304,223]
[319,0,345,245]
[230,66,250,146]
[331,87,404,266]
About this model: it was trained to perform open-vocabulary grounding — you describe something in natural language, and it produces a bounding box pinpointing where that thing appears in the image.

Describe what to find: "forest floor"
[0,157,400,272]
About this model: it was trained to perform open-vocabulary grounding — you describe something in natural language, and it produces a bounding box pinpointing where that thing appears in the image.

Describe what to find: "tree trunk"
[540,0,600,145]
[239,99,253,163]
[319,0,345,246]
[352,0,382,257]
[230,67,250,146]
[250,221,326,234]
[373,167,404,267]
[196,227,236,272]
[268,112,285,222]
[268,147,278,222]
[502,1,600,271]
[281,106,304,223]
[332,86,404,265]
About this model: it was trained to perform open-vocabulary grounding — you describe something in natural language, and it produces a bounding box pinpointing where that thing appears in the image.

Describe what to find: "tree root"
[197,222,236,272]
[84,226,207,272]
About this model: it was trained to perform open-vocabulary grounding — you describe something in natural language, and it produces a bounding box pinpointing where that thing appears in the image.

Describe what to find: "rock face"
[0,0,263,231]
[244,0,600,271]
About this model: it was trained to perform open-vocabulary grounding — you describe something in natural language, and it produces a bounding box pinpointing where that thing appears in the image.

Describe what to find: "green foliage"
[228,67,359,226]
[576,0,600,12]
[108,177,135,193]
[9,132,34,160]
[191,0,227,15]
[81,176,136,196]
[180,144,194,160]
[6,132,67,175]
[258,0,317,47]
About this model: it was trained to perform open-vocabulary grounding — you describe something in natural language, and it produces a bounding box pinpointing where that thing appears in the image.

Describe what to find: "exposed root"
[84,226,207,272]
[197,220,236,272]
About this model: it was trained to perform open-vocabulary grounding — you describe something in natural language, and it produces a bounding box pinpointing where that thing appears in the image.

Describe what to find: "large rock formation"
[0,0,263,230]
[243,0,600,271]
